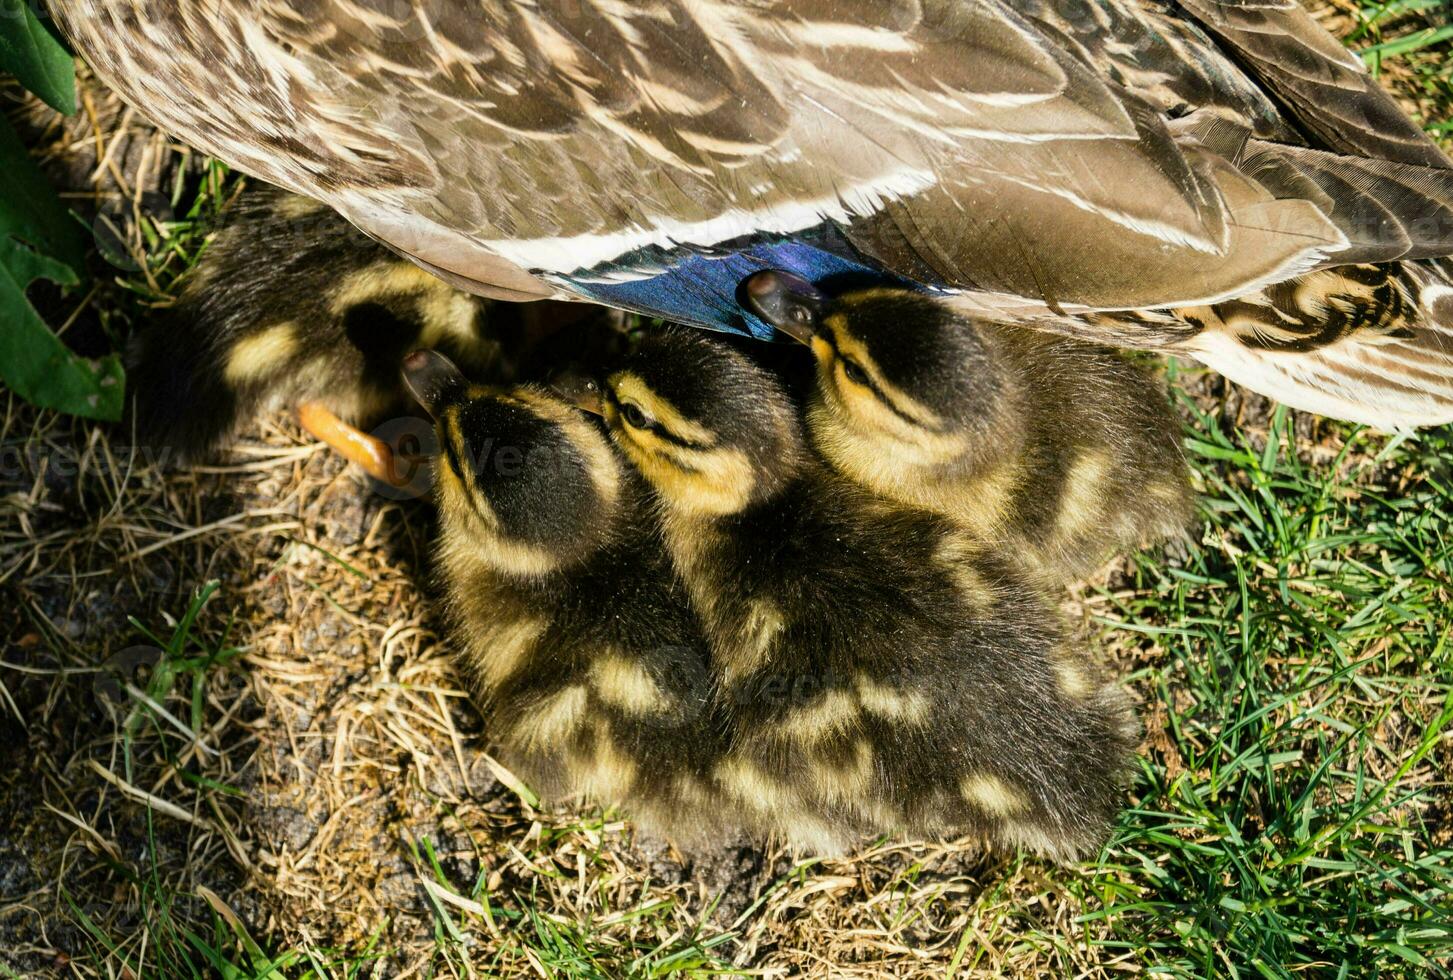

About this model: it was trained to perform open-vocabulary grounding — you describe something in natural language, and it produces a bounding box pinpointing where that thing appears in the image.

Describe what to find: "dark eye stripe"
[606,390,708,450]
[441,416,498,526]
[823,334,921,428]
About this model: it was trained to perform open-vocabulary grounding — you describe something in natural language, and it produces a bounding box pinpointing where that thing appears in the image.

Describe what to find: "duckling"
[400,350,730,841]
[743,271,1195,587]
[593,328,1138,860]
[127,187,497,476]
[130,186,615,482]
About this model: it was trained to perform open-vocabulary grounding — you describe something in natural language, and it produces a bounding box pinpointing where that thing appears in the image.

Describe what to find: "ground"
[1,5,1451,978]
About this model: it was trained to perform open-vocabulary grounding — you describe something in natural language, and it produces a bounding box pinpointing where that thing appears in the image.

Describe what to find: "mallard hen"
[52,0,1453,427]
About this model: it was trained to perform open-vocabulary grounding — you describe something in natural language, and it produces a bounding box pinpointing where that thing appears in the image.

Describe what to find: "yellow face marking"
[854,677,929,723]
[805,302,1043,538]
[507,386,622,510]
[810,394,1013,536]
[591,653,667,716]
[1054,449,1114,541]
[820,314,949,432]
[431,387,621,571]
[435,466,567,578]
[513,684,587,751]
[433,429,492,526]
[609,373,718,447]
[961,774,1030,818]
[604,375,757,517]
[806,392,970,481]
[224,322,299,384]
[615,430,756,517]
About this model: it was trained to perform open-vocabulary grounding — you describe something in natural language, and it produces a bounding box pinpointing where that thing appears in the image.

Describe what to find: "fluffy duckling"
[594,329,1138,860]
[130,186,617,482]
[129,187,500,475]
[400,350,729,840]
[744,272,1195,586]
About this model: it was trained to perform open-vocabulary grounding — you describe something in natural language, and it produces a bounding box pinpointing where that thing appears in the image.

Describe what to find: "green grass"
[405,827,739,977]
[1072,371,1453,976]
[53,590,739,979]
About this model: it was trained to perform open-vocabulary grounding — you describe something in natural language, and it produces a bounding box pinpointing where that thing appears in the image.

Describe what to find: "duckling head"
[744,270,1017,483]
[596,329,804,518]
[402,350,622,573]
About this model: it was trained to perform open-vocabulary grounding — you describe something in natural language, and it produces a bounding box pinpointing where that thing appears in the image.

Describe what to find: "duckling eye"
[840,359,871,387]
[619,402,651,430]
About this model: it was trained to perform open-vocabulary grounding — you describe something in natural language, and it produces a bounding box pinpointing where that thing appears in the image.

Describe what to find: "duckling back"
[700,480,1137,858]
[439,496,728,840]
[747,280,1194,585]
[991,326,1195,581]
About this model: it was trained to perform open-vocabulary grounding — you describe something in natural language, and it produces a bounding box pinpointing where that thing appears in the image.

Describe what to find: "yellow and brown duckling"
[400,350,732,841]
[129,186,615,482]
[592,328,1138,859]
[128,187,497,475]
[743,272,1196,587]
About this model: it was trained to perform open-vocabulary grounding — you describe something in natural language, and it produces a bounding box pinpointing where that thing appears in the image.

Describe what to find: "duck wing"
[1177,0,1448,167]
[49,0,1453,423]
[52,1,1370,309]
[1089,260,1453,429]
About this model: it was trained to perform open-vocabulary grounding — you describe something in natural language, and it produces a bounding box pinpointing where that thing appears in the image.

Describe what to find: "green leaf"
[0,114,123,420]
[0,0,77,114]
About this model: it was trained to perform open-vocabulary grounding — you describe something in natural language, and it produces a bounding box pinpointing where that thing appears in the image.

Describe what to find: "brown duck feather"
[48,0,1453,425]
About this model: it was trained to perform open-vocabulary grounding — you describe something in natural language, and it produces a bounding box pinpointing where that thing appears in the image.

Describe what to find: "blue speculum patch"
[552,227,919,339]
